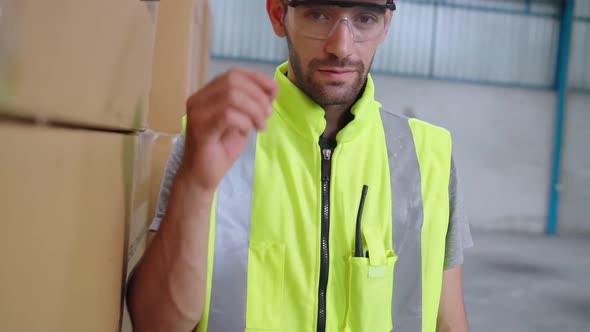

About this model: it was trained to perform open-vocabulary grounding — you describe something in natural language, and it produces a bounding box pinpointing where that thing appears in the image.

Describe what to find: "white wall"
[370,74,556,233]
[208,58,589,234]
[561,93,590,234]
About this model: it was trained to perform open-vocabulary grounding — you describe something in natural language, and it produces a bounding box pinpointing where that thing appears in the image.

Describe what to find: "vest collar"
[273,61,382,143]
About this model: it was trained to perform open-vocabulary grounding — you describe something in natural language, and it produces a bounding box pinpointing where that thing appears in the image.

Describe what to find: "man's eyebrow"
[360,6,387,14]
[338,2,388,13]
[330,4,387,14]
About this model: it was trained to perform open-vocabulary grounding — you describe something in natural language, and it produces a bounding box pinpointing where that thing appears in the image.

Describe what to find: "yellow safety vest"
[185,62,452,332]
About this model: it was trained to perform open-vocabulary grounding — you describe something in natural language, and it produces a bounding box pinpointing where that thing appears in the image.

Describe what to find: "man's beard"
[286,34,371,108]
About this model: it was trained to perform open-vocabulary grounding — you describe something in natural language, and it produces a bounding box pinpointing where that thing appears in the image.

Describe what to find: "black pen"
[355,185,369,257]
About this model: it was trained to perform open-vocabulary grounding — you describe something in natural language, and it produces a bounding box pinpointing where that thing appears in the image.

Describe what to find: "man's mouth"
[317,68,357,79]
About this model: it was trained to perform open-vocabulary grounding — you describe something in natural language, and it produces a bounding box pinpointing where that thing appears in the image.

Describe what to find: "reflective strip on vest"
[409,117,452,332]
[206,132,257,331]
[381,111,424,332]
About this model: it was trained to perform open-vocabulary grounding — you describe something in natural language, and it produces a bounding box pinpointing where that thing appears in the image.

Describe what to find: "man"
[127,0,473,331]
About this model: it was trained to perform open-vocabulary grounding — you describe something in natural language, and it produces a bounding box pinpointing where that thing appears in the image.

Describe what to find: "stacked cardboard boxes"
[0,0,210,331]
[121,0,211,331]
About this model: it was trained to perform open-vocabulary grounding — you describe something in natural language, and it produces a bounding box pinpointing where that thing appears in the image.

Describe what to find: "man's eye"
[306,11,329,21]
[356,14,378,25]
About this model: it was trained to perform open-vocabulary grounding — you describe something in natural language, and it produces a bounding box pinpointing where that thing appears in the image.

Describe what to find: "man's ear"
[267,0,287,38]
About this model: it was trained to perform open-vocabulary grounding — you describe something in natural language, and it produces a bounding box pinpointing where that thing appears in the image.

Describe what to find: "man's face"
[282,1,391,108]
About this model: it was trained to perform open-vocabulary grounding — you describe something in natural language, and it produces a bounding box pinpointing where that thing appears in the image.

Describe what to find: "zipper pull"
[322,148,332,182]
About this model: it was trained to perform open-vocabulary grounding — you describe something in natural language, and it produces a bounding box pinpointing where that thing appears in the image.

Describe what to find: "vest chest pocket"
[344,251,397,332]
[245,241,285,331]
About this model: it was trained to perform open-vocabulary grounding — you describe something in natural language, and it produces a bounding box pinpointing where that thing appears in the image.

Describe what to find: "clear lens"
[289,5,386,42]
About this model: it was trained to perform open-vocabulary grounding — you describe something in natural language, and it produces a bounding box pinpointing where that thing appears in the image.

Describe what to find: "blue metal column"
[547,0,575,235]
[525,0,532,14]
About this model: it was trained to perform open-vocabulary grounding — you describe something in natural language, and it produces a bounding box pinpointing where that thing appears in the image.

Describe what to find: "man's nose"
[325,19,354,59]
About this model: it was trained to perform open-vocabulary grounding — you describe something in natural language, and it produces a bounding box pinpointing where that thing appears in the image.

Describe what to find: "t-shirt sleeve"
[444,157,474,270]
[149,135,185,232]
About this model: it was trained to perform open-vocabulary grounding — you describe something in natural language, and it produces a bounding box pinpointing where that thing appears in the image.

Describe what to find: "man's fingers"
[223,69,277,116]
[225,89,268,130]
[190,89,267,132]
[208,107,254,140]
[186,68,277,142]
[190,69,276,119]
[240,70,280,99]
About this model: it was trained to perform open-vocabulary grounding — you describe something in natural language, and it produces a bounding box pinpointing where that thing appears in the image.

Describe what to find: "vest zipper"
[317,138,335,332]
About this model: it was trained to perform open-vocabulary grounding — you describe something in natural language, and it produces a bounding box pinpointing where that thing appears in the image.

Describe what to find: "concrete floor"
[463,231,590,332]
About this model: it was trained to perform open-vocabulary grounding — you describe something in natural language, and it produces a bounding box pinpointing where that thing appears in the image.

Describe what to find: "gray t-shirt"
[150,135,473,270]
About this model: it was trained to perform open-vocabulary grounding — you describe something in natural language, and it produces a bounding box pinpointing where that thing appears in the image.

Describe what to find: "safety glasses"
[284,0,396,42]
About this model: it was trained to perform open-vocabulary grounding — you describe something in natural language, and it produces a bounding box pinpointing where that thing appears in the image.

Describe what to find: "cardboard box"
[120,130,154,332]
[147,134,180,223]
[123,131,178,287]
[121,132,179,332]
[0,122,178,332]
[0,121,140,331]
[148,0,211,134]
[0,1,206,330]
[0,0,155,131]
